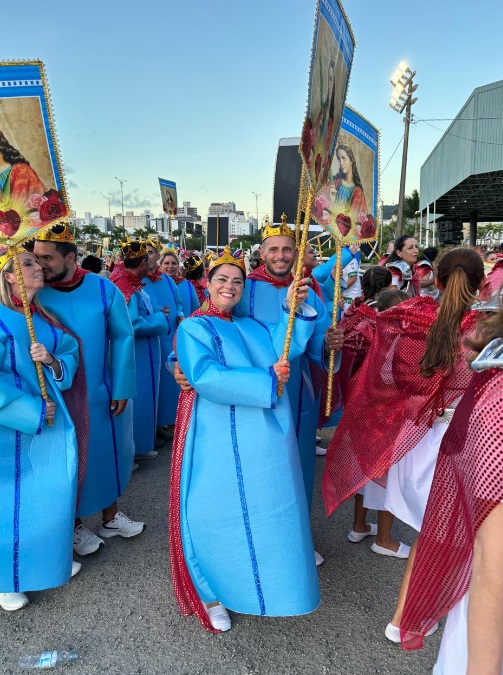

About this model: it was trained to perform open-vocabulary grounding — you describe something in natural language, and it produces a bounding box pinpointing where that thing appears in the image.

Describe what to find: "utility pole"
[252,191,261,230]
[115,177,127,238]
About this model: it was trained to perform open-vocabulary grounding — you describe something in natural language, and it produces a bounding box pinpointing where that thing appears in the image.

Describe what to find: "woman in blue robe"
[159,250,200,318]
[0,250,79,611]
[169,251,320,633]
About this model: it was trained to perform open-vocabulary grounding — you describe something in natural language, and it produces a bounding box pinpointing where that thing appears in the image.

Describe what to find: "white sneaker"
[71,561,81,578]
[135,450,158,460]
[74,524,104,556]
[0,592,29,611]
[385,621,438,643]
[347,523,378,543]
[98,511,145,539]
[203,602,231,631]
[315,550,325,566]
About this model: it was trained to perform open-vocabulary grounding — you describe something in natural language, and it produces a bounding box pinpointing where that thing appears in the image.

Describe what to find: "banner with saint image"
[159,178,177,216]
[300,0,355,195]
[0,61,69,246]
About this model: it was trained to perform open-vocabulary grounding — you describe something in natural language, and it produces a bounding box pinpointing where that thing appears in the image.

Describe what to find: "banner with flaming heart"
[0,60,69,252]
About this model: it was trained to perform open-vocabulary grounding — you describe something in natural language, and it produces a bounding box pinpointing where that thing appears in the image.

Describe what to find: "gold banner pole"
[325,239,343,417]
[295,164,308,247]
[278,188,314,396]
[12,252,53,427]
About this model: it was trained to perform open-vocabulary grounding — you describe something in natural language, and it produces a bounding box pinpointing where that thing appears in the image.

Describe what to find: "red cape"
[110,268,145,304]
[479,259,503,301]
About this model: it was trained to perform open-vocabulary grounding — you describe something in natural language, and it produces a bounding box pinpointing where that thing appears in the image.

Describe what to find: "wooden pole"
[278,188,314,396]
[325,240,343,417]
[12,252,53,426]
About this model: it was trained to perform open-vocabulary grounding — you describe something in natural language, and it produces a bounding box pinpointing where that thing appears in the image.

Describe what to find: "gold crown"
[261,213,295,242]
[209,246,246,275]
[36,222,74,243]
[120,237,148,260]
[145,236,163,253]
[0,244,25,271]
[183,252,204,272]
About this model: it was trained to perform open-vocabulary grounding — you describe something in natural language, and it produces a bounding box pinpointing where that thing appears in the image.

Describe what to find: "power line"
[416,119,503,146]
[419,116,503,122]
[380,134,404,176]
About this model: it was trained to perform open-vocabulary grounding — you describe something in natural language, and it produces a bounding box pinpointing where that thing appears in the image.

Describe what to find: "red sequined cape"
[109,268,145,304]
[168,300,233,633]
[322,296,479,516]
[479,259,503,301]
[400,368,503,649]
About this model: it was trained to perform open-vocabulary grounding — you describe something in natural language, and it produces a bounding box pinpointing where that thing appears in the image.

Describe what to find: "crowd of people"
[0,219,502,674]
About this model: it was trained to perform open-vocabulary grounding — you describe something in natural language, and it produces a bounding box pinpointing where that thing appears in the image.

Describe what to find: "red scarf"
[303,268,324,301]
[146,267,163,282]
[323,297,479,516]
[192,299,232,320]
[172,273,185,285]
[110,267,145,304]
[401,368,503,649]
[247,264,293,289]
[49,265,90,288]
[12,295,38,315]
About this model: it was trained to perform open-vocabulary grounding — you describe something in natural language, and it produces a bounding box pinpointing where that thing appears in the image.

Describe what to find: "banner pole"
[325,240,343,417]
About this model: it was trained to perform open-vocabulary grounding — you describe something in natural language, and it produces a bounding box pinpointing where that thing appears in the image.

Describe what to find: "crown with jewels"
[145,236,163,253]
[183,252,204,272]
[120,237,148,260]
[36,222,74,243]
[209,246,246,275]
[0,244,25,271]
[261,213,295,242]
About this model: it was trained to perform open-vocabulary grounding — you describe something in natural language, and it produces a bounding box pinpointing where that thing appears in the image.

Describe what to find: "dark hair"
[354,266,392,306]
[376,289,408,312]
[184,255,205,281]
[420,247,485,377]
[423,247,438,263]
[387,235,416,265]
[0,130,29,165]
[207,264,245,283]
[124,255,147,269]
[334,144,363,189]
[81,255,102,274]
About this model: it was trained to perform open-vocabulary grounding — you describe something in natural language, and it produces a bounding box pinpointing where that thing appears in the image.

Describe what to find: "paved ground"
[1,429,440,674]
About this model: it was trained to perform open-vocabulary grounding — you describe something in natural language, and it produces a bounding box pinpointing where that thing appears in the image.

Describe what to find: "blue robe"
[235,281,336,508]
[128,289,169,455]
[143,274,183,426]
[177,313,320,616]
[39,275,136,517]
[176,278,200,318]
[0,306,78,593]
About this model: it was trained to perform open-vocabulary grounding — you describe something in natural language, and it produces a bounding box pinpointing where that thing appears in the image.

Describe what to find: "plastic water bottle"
[19,651,77,669]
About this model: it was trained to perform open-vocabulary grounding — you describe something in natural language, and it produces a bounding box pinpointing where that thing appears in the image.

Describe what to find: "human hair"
[184,255,205,281]
[53,241,78,260]
[81,255,102,274]
[483,249,498,261]
[419,247,485,378]
[207,264,245,283]
[376,289,408,312]
[387,235,416,265]
[423,247,438,263]
[466,305,503,357]
[354,266,392,306]
[334,144,363,189]
[160,251,179,265]
[0,257,59,323]
[124,255,147,269]
[0,130,29,165]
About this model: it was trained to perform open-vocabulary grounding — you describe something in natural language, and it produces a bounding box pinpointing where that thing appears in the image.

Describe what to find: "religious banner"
[159,178,177,216]
[311,105,380,243]
[0,60,69,245]
[300,0,355,195]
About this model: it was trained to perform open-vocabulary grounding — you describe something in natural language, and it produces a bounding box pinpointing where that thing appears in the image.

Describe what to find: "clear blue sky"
[3,0,503,220]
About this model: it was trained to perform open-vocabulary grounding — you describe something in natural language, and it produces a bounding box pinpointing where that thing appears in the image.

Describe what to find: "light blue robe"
[143,274,183,426]
[0,306,78,592]
[128,289,169,455]
[235,281,335,508]
[39,274,136,517]
[177,313,320,616]
[176,278,200,318]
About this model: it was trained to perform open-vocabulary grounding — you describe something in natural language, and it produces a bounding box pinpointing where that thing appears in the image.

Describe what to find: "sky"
[3,0,503,221]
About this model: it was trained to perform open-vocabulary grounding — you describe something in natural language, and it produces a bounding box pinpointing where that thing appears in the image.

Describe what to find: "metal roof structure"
[420,80,503,222]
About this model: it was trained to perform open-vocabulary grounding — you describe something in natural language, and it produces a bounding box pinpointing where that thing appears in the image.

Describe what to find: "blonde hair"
[0,257,60,325]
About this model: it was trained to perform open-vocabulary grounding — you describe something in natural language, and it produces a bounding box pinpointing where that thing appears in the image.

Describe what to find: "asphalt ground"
[0,429,440,675]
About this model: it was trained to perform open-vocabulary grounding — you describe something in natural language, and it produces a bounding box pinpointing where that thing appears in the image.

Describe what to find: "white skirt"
[359,479,387,510]
[384,421,449,532]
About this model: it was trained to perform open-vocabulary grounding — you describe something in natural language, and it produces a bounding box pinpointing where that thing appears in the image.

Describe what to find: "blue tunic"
[235,281,336,508]
[0,306,78,593]
[128,289,169,455]
[177,314,320,616]
[39,275,136,517]
[143,274,183,426]
[176,278,200,318]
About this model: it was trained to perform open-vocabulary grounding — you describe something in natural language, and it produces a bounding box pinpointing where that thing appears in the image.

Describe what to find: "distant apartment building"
[208,201,236,216]
[113,211,151,232]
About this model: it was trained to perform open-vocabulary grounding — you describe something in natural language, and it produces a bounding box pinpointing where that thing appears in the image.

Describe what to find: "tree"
[229,234,261,251]
[81,224,103,242]
[403,189,419,220]
[108,226,126,249]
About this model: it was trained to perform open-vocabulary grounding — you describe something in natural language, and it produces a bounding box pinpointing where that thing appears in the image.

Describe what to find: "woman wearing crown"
[0,246,81,612]
[169,247,320,632]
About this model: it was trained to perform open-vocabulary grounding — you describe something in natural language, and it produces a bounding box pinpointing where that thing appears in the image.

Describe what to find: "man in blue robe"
[35,225,144,557]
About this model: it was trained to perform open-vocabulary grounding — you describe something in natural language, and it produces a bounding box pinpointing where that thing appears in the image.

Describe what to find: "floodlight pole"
[396,93,413,237]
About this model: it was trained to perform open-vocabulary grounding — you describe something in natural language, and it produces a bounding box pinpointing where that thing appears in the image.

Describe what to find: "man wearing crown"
[143,237,184,434]
[35,224,144,557]
[110,238,170,464]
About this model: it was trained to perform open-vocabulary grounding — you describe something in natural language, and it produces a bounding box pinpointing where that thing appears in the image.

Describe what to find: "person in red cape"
[323,247,485,643]
[386,234,420,296]
[479,255,503,301]
[416,246,439,300]
[400,309,503,675]
[378,240,395,267]
[183,252,206,304]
